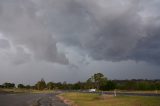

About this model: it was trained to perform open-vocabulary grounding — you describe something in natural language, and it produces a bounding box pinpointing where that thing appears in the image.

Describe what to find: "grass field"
[60,93,160,106]
[114,90,160,94]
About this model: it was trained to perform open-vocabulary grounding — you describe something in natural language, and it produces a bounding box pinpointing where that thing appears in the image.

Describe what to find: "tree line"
[0,73,160,91]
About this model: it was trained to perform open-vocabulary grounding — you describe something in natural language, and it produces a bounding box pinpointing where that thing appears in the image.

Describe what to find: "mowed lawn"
[60,93,160,106]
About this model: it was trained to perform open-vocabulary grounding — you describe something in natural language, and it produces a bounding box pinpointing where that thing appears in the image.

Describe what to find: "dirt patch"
[57,95,78,106]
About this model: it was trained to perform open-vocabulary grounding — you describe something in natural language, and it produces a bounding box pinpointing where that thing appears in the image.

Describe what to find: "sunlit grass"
[60,92,160,106]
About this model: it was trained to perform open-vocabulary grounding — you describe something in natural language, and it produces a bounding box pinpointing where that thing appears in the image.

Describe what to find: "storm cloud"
[0,0,69,64]
[0,0,160,83]
[34,0,160,64]
[0,0,160,64]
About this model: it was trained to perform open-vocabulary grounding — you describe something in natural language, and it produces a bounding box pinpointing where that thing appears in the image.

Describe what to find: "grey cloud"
[131,32,160,64]
[0,0,68,65]
[36,0,160,64]
[11,46,31,65]
[1,0,160,84]
[0,39,10,49]
[84,1,160,64]
[0,0,160,65]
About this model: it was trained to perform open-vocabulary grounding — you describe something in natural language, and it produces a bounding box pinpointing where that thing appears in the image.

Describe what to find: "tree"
[62,81,68,90]
[73,82,81,90]
[55,82,63,89]
[100,80,116,91]
[93,73,106,89]
[3,82,15,88]
[86,73,108,90]
[18,84,25,89]
[47,82,55,90]
[25,85,31,89]
[86,78,94,89]
[0,85,4,88]
[35,78,46,90]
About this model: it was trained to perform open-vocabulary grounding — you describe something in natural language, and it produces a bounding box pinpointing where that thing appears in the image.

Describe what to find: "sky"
[0,0,160,85]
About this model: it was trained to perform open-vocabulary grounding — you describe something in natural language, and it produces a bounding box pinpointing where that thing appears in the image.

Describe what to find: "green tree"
[93,73,106,89]
[86,73,108,90]
[47,82,55,90]
[86,78,94,89]
[25,85,31,89]
[100,80,116,91]
[18,84,25,89]
[35,78,46,90]
[3,82,15,88]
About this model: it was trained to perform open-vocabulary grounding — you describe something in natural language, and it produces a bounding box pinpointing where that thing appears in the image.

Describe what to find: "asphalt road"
[0,93,67,106]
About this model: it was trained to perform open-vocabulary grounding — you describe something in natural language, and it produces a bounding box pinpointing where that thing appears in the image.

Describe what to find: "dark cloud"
[38,0,160,64]
[1,0,160,65]
[131,33,160,64]
[11,46,31,65]
[0,39,10,49]
[0,0,69,65]
[0,0,160,65]
[0,0,160,84]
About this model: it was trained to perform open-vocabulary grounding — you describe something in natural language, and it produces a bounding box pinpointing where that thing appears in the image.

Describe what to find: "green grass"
[60,92,160,106]
[115,90,160,94]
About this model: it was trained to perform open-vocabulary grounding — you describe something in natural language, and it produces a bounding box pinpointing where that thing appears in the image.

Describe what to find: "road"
[0,93,67,106]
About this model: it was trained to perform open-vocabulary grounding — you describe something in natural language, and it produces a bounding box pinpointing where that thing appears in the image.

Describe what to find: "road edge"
[56,94,78,106]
